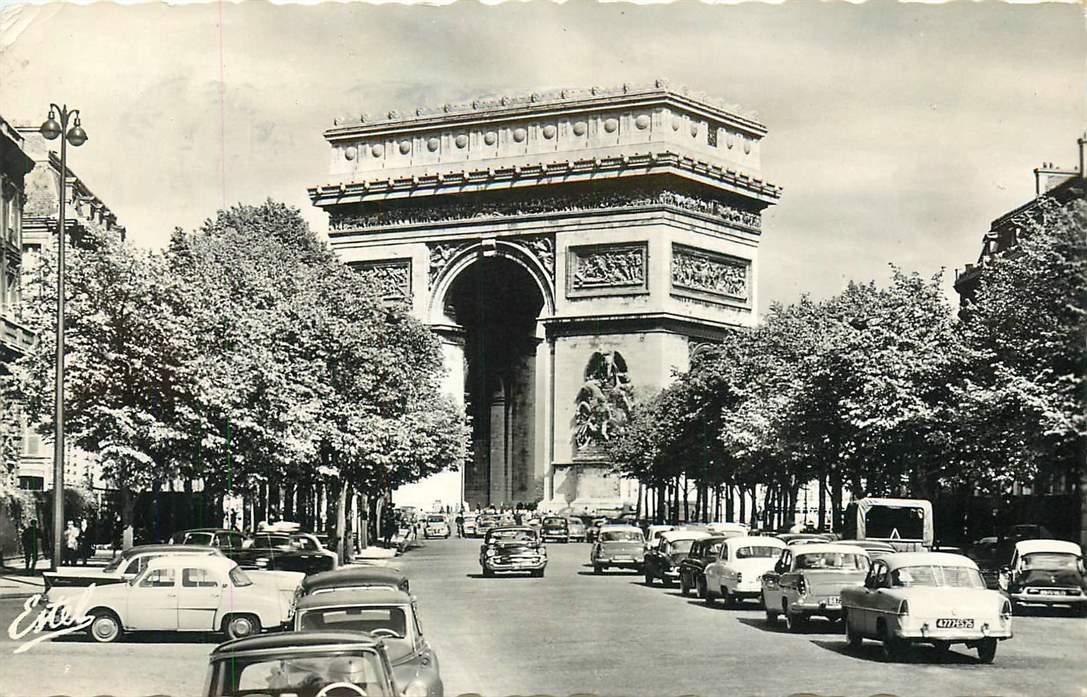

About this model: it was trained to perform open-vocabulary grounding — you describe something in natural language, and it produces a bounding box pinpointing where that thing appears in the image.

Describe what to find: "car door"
[705,543,727,593]
[127,566,179,631]
[858,561,888,636]
[762,549,789,609]
[177,565,224,630]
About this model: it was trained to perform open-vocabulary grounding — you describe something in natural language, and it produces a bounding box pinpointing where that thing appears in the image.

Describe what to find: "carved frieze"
[428,241,471,289]
[427,235,555,290]
[568,243,648,297]
[516,235,555,280]
[671,244,749,302]
[350,258,412,302]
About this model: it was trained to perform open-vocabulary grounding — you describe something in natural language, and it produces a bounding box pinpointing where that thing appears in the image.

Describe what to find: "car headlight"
[402,680,428,697]
[256,557,269,567]
[485,548,496,557]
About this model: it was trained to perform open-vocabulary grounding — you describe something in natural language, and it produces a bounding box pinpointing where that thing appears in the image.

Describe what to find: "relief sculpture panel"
[567,242,648,298]
[350,258,412,302]
[671,244,749,303]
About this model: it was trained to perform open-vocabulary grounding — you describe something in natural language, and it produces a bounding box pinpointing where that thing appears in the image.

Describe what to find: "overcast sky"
[1,1,1083,313]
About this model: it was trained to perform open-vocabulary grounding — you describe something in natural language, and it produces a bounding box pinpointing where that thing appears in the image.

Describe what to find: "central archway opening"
[446,257,545,508]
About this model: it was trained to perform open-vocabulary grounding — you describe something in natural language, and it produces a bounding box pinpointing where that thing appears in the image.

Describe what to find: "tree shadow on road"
[51,630,220,645]
[736,616,843,635]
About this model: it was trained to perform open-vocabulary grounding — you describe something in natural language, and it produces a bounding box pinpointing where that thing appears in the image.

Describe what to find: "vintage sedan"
[591,525,646,574]
[1000,539,1087,615]
[701,536,787,606]
[566,517,588,542]
[423,515,451,539]
[294,588,442,697]
[677,536,727,596]
[761,543,870,630]
[644,530,710,587]
[462,514,478,537]
[205,631,399,697]
[475,514,500,537]
[480,527,547,577]
[234,532,339,575]
[585,517,610,544]
[293,566,411,618]
[43,544,222,589]
[47,555,303,642]
[540,516,572,543]
[842,552,1013,662]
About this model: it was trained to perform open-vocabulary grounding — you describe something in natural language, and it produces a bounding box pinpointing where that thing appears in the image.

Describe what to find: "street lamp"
[39,104,87,570]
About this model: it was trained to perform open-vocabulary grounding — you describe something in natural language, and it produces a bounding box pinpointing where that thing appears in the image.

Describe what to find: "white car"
[761,543,871,630]
[423,515,451,539]
[462,514,478,537]
[47,555,303,643]
[842,552,1012,662]
[701,536,786,606]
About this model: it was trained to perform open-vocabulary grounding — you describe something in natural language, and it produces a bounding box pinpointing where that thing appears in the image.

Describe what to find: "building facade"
[309,82,780,513]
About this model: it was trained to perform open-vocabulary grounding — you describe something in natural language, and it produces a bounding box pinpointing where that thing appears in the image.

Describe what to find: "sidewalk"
[0,557,47,599]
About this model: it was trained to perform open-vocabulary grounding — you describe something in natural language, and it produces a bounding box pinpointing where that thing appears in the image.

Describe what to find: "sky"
[1,1,1083,314]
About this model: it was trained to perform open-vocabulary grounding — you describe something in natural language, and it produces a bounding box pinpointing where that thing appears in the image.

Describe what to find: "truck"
[842,497,933,552]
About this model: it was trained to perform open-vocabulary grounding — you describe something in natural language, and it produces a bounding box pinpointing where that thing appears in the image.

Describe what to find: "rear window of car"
[300,606,407,638]
[601,530,643,542]
[183,532,214,545]
[735,545,781,559]
[489,530,536,543]
[1022,553,1082,571]
[795,552,868,570]
[891,565,985,589]
[666,539,697,554]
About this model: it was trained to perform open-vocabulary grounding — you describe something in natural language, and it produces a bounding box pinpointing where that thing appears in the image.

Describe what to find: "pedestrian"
[454,512,465,538]
[79,517,95,565]
[64,520,80,566]
[20,519,41,572]
[382,506,395,548]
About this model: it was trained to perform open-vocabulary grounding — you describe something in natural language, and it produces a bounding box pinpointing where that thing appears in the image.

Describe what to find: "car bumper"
[895,622,1013,642]
[597,556,644,567]
[790,598,844,615]
[484,558,547,571]
[1009,590,1087,605]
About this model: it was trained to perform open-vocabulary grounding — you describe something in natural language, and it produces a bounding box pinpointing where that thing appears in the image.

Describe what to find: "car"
[590,525,646,574]
[171,528,248,553]
[777,533,834,546]
[423,515,451,539]
[706,522,750,537]
[462,514,478,537]
[677,536,728,596]
[761,543,871,631]
[999,539,1086,615]
[645,525,676,548]
[701,535,787,606]
[475,514,500,537]
[205,631,400,697]
[294,588,443,697]
[479,526,547,577]
[841,552,1013,663]
[295,565,410,600]
[47,555,303,643]
[839,540,897,560]
[234,532,339,575]
[42,544,222,589]
[540,515,572,543]
[643,529,711,587]
[972,524,1057,588]
[585,517,610,543]
[566,517,588,542]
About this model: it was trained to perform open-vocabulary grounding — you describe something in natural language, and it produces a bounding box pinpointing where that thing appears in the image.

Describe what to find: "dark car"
[540,516,571,543]
[1001,539,1087,615]
[171,528,247,552]
[293,588,443,697]
[475,514,500,537]
[677,536,728,595]
[643,530,711,587]
[299,565,410,596]
[479,527,547,577]
[205,631,399,697]
[585,517,610,543]
[972,524,1056,588]
[234,532,338,575]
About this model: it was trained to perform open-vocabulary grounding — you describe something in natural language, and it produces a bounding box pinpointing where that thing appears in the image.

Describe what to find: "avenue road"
[1,537,1085,697]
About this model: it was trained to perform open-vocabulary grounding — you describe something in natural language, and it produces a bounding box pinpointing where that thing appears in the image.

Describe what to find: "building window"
[18,476,43,491]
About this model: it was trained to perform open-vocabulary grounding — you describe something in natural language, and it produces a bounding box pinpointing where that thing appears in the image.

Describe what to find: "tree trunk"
[634,482,643,523]
[831,474,844,533]
[334,479,348,562]
[818,474,827,531]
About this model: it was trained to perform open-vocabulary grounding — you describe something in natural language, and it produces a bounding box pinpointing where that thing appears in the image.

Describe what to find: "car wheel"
[764,594,779,623]
[701,579,715,606]
[679,575,690,596]
[593,564,603,575]
[932,640,952,657]
[723,587,737,608]
[89,610,122,643]
[845,612,863,649]
[644,571,654,586]
[532,568,545,578]
[879,623,903,661]
[224,614,261,640]
[1074,603,1087,618]
[976,638,997,664]
[661,576,675,589]
[784,609,806,633]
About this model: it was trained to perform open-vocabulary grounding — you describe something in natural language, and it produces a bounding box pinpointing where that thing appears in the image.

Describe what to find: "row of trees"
[608,198,1086,539]
[6,200,470,556]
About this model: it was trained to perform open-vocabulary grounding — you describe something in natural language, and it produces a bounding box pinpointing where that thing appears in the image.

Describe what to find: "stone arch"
[428,239,556,328]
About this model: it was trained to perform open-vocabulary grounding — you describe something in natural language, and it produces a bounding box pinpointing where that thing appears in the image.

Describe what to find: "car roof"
[660,530,711,542]
[302,566,406,590]
[212,630,384,656]
[839,540,896,551]
[297,587,411,610]
[599,525,643,534]
[726,535,786,549]
[126,544,218,557]
[1015,539,1082,556]
[882,552,978,569]
[789,543,870,556]
[147,555,236,572]
[488,526,535,534]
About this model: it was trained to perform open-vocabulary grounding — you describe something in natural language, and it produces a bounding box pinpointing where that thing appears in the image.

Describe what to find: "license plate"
[825,597,840,606]
[936,618,974,629]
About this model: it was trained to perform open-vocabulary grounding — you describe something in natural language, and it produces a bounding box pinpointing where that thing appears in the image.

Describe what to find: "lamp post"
[39,104,87,570]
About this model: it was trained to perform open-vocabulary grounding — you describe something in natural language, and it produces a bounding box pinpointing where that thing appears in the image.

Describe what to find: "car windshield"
[666,539,697,553]
[103,554,130,572]
[229,567,253,587]
[185,532,214,545]
[890,565,986,589]
[211,650,389,697]
[795,552,868,570]
[489,530,536,543]
[735,545,781,559]
[427,516,444,523]
[299,606,407,638]
[543,518,565,527]
[601,530,643,542]
[1022,553,1082,571]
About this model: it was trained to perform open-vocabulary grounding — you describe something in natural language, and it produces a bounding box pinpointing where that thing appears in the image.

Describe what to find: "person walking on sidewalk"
[63,520,80,566]
[20,519,41,572]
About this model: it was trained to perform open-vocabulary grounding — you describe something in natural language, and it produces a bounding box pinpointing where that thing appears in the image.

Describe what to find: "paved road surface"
[0,537,1084,696]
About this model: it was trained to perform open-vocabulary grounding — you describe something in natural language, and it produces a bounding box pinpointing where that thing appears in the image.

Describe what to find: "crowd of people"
[14,516,97,572]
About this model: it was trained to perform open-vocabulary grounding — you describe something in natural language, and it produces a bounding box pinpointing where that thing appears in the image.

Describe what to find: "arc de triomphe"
[308,81,780,514]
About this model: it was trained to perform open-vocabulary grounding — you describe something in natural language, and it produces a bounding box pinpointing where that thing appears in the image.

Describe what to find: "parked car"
[47,555,302,643]
[170,528,247,552]
[479,526,547,577]
[839,539,897,560]
[999,539,1086,615]
[701,536,787,606]
[644,530,711,587]
[591,525,646,574]
[423,515,451,539]
[294,565,410,609]
[566,517,588,542]
[841,552,1013,663]
[233,532,338,575]
[541,516,572,543]
[761,543,871,630]
[972,524,1057,588]
[677,536,728,596]
[462,514,478,537]
[294,588,443,697]
[205,631,399,697]
[43,544,222,589]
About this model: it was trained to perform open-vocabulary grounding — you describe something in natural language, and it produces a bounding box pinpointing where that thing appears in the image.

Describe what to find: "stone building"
[309,82,781,513]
